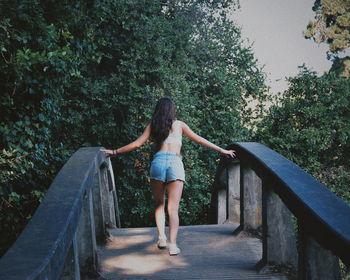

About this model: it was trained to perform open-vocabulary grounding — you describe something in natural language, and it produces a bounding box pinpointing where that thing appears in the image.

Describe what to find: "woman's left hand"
[221,149,236,158]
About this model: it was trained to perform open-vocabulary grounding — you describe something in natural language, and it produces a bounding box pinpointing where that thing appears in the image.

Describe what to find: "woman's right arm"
[181,121,236,158]
[100,124,151,156]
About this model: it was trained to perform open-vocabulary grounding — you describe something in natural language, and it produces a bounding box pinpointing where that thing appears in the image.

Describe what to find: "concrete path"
[97,224,288,280]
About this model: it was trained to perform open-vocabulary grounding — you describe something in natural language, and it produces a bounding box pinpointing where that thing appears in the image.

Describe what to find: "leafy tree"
[0,0,267,255]
[256,67,350,203]
[304,0,350,77]
[0,0,102,255]
[88,0,267,227]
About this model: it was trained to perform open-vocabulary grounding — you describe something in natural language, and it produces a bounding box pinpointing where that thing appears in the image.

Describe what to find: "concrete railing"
[211,142,350,280]
[0,147,119,280]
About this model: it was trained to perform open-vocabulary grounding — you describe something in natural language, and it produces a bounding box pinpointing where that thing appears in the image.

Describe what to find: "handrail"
[212,142,350,278]
[1,143,348,279]
[236,142,349,260]
[0,147,119,280]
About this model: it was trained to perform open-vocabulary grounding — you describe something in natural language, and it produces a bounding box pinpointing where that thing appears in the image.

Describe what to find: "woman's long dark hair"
[150,97,176,150]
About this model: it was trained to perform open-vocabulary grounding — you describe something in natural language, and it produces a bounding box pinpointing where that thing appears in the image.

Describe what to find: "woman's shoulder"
[174,120,189,132]
[174,120,185,127]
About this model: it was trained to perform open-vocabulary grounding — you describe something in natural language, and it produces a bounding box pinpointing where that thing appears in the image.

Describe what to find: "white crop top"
[163,120,182,146]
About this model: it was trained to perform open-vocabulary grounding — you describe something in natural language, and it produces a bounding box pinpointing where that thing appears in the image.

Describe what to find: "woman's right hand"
[100,149,116,157]
[220,149,236,158]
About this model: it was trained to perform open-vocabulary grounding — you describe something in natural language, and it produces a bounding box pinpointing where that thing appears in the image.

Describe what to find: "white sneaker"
[157,236,167,249]
[168,243,181,256]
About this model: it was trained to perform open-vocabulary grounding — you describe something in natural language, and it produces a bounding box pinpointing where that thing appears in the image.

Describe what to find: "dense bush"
[0,0,267,256]
[0,0,101,254]
[255,67,350,203]
[91,0,267,228]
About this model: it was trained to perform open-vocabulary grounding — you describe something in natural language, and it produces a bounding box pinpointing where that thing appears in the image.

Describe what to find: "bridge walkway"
[98,224,288,280]
[1,144,348,280]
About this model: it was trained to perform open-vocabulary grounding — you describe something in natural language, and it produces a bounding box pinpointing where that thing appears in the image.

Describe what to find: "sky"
[231,0,332,94]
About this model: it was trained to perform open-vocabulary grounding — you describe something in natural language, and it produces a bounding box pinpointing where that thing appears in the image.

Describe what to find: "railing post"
[100,166,114,227]
[216,165,228,224]
[92,159,106,242]
[59,233,81,280]
[217,187,227,224]
[262,183,297,268]
[298,224,341,280]
[112,189,121,228]
[76,187,98,277]
[107,159,121,228]
[226,160,240,223]
[241,164,262,231]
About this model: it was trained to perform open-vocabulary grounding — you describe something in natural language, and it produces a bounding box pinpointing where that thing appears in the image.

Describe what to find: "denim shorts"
[150,152,185,183]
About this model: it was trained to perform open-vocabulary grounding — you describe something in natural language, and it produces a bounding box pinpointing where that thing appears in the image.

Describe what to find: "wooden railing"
[0,147,119,280]
[211,142,350,280]
[1,143,349,280]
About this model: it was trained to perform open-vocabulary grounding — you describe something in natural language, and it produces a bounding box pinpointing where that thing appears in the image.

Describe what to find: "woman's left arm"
[100,124,151,156]
[181,121,236,158]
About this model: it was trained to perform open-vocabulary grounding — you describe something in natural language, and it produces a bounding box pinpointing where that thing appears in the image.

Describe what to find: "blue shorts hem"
[150,177,186,184]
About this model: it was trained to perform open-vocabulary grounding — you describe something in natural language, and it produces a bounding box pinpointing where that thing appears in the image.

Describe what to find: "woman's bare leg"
[166,180,184,244]
[151,179,166,239]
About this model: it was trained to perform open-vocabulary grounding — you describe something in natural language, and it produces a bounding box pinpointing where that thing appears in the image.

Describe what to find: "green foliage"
[92,0,266,228]
[0,0,267,255]
[304,0,350,77]
[0,0,103,255]
[256,67,350,204]
[256,65,350,280]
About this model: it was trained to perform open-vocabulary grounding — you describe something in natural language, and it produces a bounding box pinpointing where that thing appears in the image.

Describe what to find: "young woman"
[101,97,235,256]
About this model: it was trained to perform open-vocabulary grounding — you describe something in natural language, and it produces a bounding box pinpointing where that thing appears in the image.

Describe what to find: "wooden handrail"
[212,142,349,279]
[0,147,119,280]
